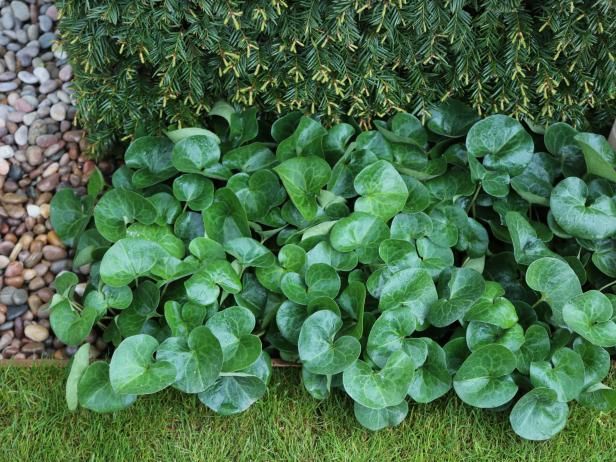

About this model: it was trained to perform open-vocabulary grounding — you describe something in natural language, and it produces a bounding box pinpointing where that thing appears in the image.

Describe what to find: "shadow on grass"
[0,365,614,461]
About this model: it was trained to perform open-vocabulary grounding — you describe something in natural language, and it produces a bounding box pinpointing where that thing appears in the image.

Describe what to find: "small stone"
[59,65,72,82]
[0,82,18,92]
[36,134,58,148]
[33,67,50,83]
[0,255,9,269]
[17,71,38,84]
[0,332,13,351]
[0,321,14,332]
[28,276,45,291]
[39,79,57,94]
[42,245,67,261]
[4,261,23,277]
[50,102,66,121]
[24,324,49,342]
[0,192,27,204]
[12,289,28,306]
[25,146,43,165]
[0,159,8,175]
[14,125,28,146]
[0,288,16,305]
[0,145,14,159]
[46,6,59,21]
[26,204,40,217]
[62,130,83,143]
[37,173,59,191]
[14,98,34,113]
[7,304,27,321]
[1,13,15,30]
[21,342,44,354]
[38,15,52,33]
[39,32,56,49]
[11,1,30,21]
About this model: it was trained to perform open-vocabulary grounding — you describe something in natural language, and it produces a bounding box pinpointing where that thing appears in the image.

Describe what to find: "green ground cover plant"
[50,101,616,440]
[58,0,616,154]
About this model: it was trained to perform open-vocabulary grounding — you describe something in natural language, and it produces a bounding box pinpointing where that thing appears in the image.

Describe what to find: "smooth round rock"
[17,71,38,85]
[50,102,66,121]
[7,304,27,321]
[25,324,50,342]
[11,2,30,22]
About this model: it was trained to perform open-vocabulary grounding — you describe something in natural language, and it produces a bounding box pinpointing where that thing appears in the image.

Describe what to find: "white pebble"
[26,204,41,218]
[14,125,28,146]
[0,145,15,159]
[50,102,66,121]
[33,67,50,84]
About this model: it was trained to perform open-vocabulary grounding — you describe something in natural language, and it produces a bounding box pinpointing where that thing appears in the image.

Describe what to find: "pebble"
[0,0,108,359]
[25,324,49,342]
[11,2,30,22]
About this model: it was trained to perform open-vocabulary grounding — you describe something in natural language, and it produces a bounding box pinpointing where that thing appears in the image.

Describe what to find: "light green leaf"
[509,388,568,441]
[78,361,137,412]
[354,160,408,220]
[66,343,90,411]
[563,290,616,347]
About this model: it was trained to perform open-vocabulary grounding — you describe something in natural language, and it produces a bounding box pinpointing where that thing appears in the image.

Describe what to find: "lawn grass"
[1,365,615,461]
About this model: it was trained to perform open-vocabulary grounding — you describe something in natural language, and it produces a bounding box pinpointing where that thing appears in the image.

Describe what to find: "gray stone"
[0,287,16,305]
[14,125,27,145]
[50,102,66,121]
[0,81,17,92]
[59,65,72,82]
[10,1,30,22]
[39,79,57,94]
[38,15,52,32]
[0,321,14,332]
[17,71,38,84]
[26,24,39,41]
[0,71,16,81]
[0,145,14,158]
[11,289,28,306]
[4,51,16,71]
[33,66,50,83]
[39,32,56,49]
[1,13,14,30]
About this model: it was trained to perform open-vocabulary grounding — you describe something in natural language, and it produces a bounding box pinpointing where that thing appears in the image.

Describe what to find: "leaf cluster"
[51,101,616,439]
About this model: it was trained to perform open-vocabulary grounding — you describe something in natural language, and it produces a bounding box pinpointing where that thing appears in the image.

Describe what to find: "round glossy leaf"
[301,368,331,400]
[94,189,157,242]
[298,310,361,375]
[274,155,331,221]
[50,188,93,246]
[100,238,164,287]
[516,324,550,375]
[453,344,518,408]
[224,237,275,268]
[525,257,582,326]
[50,298,97,346]
[466,115,534,175]
[343,351,415,409]
[101,285,133,310]
[408,339,451,403]
[379,268,437,326]
[78,361,137,412]
[202,188,251,244]
[330,212,389,263]
[172,174,214,211]
[428,268,485,327]
[172,135,220,173]
[223,143,276,172]
[198,351,271,416]
[353,400,408,431]
[157,326,224,393]
[505,211,559,265]
[550,177,616,240]
[206,306,261,372]
[563,290,616,347]
[109,334,177,395]
[464,296,518,329]
[573,339,610,389]
[354,160,408,221]
[509,388,568,441]
[367,308,417,368]
[530,347,584,402]
[575,132,616,182]
[276,301,307,345]
[466,321,524,353]
[125,136,176,188]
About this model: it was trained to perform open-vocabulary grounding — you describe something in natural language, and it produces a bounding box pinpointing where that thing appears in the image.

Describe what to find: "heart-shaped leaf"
[100,238,164,287]
[125,136,176,188]
[172,135,220,173]
[172,174,214,211]
[78,361,137,412]
[50,188,94,245]
[157,326,223,393]
[428,268,485,327]
[224,237,275,268]
[202,188,250,244]
[505,212,559,265]
[379,268,437,326]
[330,212,389,264]
[466,115,534,176]
[573,339,610,389]
[426,100,479,137]
[223,143,276,172]
[354,160,408,220]
[550,177,616,240]
[227,170,285,220]
[274,155,331,221]
[509,388,568,441]
[563,290,616,347]
[516,324,551,374]
[575,132,616,182]
[353,401,409,431]
[94,189,157,242]
[343,350,415,409]
[453,344,518,408]
[198,351,271,416]
[408,338,451,403]
[206,306,261,372]
[50,297,97,346]
[525,257,582,325]
[109,334,177,395]
[298,310,361,375]
[530,347,584,402]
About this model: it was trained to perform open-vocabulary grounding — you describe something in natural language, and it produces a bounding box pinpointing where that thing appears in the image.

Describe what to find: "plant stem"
[599,280,616,292]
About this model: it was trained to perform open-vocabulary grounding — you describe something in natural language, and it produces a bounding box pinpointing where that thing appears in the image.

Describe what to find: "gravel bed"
[0,0,111,360]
